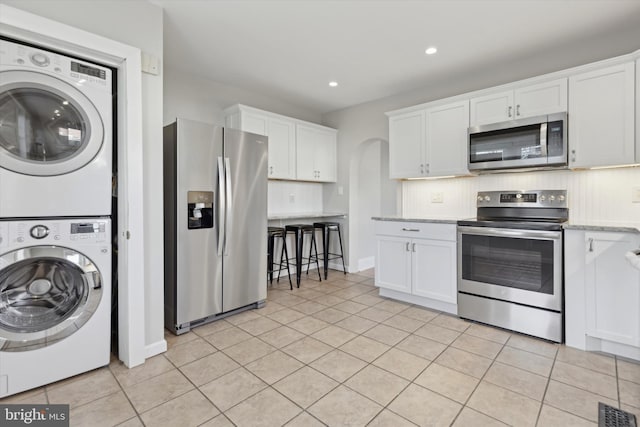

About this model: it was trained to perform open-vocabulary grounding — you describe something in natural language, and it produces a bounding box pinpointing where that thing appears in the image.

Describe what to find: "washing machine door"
[0,70,104,176]
[0,246,103,351]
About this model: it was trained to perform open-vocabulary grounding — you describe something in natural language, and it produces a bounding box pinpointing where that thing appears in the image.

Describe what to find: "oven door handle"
[458,226,561,240]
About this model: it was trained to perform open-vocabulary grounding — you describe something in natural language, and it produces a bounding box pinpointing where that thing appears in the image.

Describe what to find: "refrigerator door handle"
[217,156,225,256]
[224,157,233,256]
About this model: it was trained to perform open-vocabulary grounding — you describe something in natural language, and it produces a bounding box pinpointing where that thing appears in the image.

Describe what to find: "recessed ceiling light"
[329,81,338,87]
[425,47,438,55]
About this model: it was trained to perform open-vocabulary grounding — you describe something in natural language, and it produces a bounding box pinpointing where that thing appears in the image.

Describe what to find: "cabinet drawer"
[375,221,456,241]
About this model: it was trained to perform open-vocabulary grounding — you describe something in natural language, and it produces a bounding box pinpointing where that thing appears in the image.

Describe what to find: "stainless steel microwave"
[468,112,567,172]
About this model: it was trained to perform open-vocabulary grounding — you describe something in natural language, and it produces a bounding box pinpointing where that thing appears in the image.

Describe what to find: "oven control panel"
[476,190,567,208]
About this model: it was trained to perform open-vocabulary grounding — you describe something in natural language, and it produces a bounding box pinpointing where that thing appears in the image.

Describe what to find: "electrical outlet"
[289,194,295,203]
[632,187,640,203]
[431,192,444,203]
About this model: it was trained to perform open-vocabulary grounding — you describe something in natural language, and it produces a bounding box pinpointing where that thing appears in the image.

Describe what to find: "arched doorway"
[348,138,400,273]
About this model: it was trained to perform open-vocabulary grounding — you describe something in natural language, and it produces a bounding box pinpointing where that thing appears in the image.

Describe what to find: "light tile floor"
[3,269,640,426]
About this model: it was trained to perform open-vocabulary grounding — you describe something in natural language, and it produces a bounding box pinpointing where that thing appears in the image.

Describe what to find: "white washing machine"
[0,38,113,218]
[0,217,111,397]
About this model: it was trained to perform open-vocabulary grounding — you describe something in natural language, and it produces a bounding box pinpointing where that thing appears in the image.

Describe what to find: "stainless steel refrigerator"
[163,118,268,335]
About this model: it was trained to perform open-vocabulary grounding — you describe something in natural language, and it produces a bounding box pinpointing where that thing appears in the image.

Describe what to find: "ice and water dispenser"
[187,191,214,229]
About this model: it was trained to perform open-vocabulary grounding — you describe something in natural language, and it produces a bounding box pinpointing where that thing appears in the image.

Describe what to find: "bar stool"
[313,222,347,280]
[267,227,292,290]
[283,224,321,287]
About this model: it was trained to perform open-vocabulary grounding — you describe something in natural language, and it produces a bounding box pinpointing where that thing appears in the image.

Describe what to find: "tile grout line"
[534,340,560,426]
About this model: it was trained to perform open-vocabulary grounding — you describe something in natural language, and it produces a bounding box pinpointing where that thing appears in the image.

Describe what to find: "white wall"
[163,66,322,126]
[1,0,166,354]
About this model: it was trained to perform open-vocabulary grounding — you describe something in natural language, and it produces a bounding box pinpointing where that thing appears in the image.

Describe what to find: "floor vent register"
[599,403,637,427]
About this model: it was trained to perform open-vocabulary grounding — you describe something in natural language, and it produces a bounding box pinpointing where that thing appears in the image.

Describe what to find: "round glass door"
[0,71,104,176]
[0,246,103,351]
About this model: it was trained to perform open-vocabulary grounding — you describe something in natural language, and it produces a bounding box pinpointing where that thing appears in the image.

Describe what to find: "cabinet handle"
[588,238,594,252]
[571,149,576,163]
[402,228,420,232]
[405,242,411,252]
[412,243,416,252]
[420,163,424,174]
[508,106,513,118]
[425,163,429,174]
[516,104,521,116]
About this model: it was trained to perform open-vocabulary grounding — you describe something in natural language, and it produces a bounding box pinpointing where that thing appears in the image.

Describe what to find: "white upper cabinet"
[295,123,337,182]
[388,100,469,179]
[426,100,470,177]
[470,78,568,126]
[224,104,337,182]
[568,62,635,168]
[388,110,424,178]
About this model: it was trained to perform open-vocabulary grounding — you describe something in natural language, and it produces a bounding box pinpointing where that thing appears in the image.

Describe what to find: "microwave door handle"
[540,122,548,159]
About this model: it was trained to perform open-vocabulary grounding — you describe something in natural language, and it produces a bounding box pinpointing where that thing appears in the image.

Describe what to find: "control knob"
[558,195,565,201]
[30,225,50,239]
[539,195,546,201]
[477,196,483,202]
[549,195,556,202]
[30,52,50,67]
[484,195,491,202]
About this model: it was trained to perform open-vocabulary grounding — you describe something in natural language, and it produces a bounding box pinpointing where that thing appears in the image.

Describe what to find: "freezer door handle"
[224,157,232,256]
[217,156,225,256]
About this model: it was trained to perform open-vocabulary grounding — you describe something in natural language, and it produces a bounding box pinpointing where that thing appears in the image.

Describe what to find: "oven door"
[457,226,562,311]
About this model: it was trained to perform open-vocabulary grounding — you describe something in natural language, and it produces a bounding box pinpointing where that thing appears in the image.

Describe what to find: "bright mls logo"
[1,404,69,426]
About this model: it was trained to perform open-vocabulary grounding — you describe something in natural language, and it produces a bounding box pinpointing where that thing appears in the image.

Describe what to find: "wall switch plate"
[632,187,640,203]
[141,52,160,75]
[431,192,444,203]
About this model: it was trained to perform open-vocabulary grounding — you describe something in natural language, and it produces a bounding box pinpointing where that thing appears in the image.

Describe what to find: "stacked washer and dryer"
[0,38,114,397]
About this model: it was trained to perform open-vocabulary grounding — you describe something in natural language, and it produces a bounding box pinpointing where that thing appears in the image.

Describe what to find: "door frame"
[0,4,146,367]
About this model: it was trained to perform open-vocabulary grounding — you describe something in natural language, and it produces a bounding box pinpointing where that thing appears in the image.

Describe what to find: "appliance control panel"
[476,190,567,208]
[0,219,109,246]
[0,39,111,90]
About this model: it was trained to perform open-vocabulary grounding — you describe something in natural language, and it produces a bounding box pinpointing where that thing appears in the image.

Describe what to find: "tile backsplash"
[268,180,323,216]
[403,166,640,227]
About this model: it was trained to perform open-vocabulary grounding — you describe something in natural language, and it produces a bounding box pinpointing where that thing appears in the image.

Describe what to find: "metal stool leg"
[336,225,347,275]
[267,233,275,284]
[276,234,293,290]
[312,231,322,281]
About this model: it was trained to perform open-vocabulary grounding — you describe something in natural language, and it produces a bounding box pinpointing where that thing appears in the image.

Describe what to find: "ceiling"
[151,0,640,115]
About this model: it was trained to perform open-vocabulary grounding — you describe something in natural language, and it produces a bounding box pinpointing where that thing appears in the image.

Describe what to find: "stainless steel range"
[457,190,567,342]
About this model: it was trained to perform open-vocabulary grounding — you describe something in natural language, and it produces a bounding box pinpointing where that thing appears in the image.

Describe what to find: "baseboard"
[357,256,374,272]
[145,339,167,358]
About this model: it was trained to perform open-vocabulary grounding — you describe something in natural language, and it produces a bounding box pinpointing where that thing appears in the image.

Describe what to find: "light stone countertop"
[268,212,347,220]
[371,216,460,224]
[372,216,640,233]
[563,223,640,234]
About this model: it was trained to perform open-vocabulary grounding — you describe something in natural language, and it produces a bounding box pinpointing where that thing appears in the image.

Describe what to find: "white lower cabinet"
[565,229,640,360]
[375,221,457,314]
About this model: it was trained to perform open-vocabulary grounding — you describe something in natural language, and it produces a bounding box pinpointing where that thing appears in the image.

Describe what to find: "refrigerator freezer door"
[222,128,268,312]
[176,120,223,325]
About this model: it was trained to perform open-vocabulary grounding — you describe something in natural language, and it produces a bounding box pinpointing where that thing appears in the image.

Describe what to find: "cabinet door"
[569,62,635,168]
[425,100,469,177]
[411,238,457,304]
[268,117,296,179]
[388,110,425,178]
[295,124,318,181]
[585,232,640,346]
[469,90,513,126]
[312,127,337,182]
[375,236,412,293]
[295,124,337,182]
[514,78,567,119]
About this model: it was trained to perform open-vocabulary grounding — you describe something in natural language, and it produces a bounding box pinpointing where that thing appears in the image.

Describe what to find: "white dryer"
[0,217,111,397]
[0,38,113,218]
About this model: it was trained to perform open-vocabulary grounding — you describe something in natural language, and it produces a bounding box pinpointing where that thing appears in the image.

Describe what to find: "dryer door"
[0,246,103,351]
[0,70,104,176]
